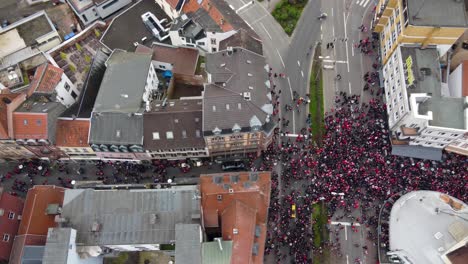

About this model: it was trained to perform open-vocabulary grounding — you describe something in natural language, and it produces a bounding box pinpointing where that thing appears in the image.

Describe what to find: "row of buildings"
[0,0,276,162]
[373,0,468,160]
[0,171,271,264]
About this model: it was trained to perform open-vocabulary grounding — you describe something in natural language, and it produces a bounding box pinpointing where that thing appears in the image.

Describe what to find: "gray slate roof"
[143,99,205,150]
[219,29,263,55]
[203,48,274,133]
[61,187,200,246]
[20,246,44,264]
[175,224,202,264]
[93,50,152,113]
[391,144,442,161]
[89,112,143,145]
[407,0,468,27]
[42,228,73,264]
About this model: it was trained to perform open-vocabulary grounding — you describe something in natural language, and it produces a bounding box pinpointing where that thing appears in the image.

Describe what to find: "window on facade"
[160,65,166,69]
[397,22,401,35]
[8,212,14,219]
[64,83,70,92]
[182,130,187,138]
[36,120,42,126]
[166,131,174,139]
[211,38,216,45]
[71,91,78,99]
[390,15,394,26]
[2,234,9,242]
[23,120,28,126]
[82,14,88,22]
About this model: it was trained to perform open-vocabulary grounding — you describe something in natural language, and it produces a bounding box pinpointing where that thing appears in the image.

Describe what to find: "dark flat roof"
[407,0,468,27]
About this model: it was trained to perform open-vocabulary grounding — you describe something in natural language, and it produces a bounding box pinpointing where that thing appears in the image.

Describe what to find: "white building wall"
[169,30,236,52]
[95,0,132,20]
[152,60,173,71]
[65,229,103,264]
[448,63,463,98]
[55,73,80,107]
[145,63,159,93]
[383,47,410,129]
[106,244,160,251]
[79,7,101,26]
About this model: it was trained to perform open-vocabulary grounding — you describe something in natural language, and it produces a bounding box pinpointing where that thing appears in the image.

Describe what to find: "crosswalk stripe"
[361,0,371,7]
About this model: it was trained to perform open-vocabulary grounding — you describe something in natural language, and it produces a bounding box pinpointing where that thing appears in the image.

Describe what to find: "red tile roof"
[167,0,180,9]
[221,200,257,264]
[55,119,90,147]
[0,188,24,262]
[182,0,234,32]
[28,64,63,96]
[12,113,48,139]
[17,185,66,236]
[0,93,20,139]
[200,172,271,264]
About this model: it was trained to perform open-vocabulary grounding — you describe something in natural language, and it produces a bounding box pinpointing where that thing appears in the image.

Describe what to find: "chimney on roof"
[214,237,223,251]
[220,18,225,25]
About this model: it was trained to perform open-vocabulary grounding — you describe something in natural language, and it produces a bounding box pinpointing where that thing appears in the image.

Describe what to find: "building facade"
[383,45,467,160]
[66,0,132,26]
[373,0,467,64]
[0,188,24,263]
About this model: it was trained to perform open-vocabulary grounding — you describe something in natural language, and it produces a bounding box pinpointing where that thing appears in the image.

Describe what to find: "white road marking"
[346,254,349,264]
[277,49,285,68]
[362,0,371,7]
[330,221,362,226]
[331,7,334,17]
[297,60,301,66]
[260,22,272,40]
[323,59,347,64]
[343,12,350,73]
[287,77,296,134]
[236,1,253,13]
[332,25,335,36]
[349,82,352,93]
[352,41,355,57]
[301,70,304,77]
[345,225,348,240]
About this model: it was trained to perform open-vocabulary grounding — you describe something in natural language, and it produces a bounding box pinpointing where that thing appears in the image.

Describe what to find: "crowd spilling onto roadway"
[259,87,467,263]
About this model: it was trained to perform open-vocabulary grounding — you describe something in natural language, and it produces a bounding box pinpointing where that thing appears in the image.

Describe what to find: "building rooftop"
[89,111,143,145]
[182,0,233,33]
[400,46,467,130]
[175,224,202,264]
[42,228,74,264]
[60,187,201,246]
[144,99,205,151]
[219,29,263,55]
[0,11,55,58]
[17,186,66,236]
[406,0,468,28]
[93,51,151,113]
[204,48,274,133]
[136,43,199,75]
[202,240,233,264]
[391,144,443,161]
[209,0,259,38]
[389,191,468,264]
[60,49,110,119]
[55,119,90,148]
[199,172,271,264]
[28,63,64,95]
[100,0,171,51]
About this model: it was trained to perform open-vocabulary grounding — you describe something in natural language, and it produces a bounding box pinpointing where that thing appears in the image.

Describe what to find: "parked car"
[221,161,246,171]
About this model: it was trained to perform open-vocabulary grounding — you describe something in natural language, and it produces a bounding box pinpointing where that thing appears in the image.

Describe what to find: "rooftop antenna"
[214,238,223,251]
[412,0,427,20]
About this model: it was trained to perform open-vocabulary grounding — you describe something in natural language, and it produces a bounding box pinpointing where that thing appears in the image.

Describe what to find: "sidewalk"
[258,0,282,12]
